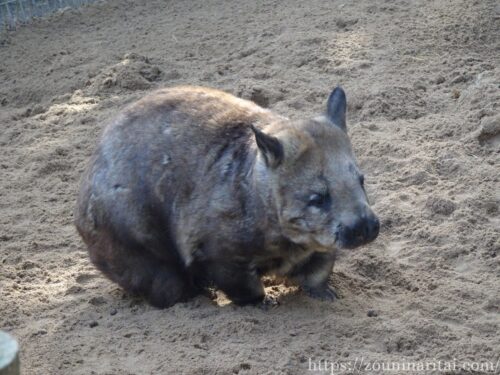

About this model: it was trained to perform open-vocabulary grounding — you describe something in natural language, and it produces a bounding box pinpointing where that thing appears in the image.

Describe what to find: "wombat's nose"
[340,212,379,248]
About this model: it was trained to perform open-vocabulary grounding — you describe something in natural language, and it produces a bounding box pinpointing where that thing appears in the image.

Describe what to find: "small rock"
[89,296,107,306]
[367,309,378,317]
[110,308,117,316]
[428,283,438,290]
[435,76,445,84]
[413,82,427,91]
[240,363,251,370]
[426,197,457,216]
[335,17,358,29]
[89,321,98,328]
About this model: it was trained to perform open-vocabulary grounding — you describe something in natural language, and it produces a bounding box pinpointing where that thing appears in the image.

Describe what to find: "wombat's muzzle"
[338,210,380,249]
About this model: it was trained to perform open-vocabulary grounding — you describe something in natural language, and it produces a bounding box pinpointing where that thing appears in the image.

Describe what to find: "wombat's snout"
[338,210,380,249]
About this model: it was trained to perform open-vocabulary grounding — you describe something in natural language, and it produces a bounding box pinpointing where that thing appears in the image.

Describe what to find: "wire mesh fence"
[0,0,94,29]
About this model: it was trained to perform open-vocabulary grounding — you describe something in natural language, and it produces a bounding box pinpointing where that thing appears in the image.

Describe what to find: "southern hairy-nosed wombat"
[75,86,379,308]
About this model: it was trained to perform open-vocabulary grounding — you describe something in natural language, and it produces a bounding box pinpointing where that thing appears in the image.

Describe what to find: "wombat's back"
[98,86,282,178]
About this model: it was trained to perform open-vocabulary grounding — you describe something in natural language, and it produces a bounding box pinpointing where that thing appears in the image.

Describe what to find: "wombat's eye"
[307,193,330,208]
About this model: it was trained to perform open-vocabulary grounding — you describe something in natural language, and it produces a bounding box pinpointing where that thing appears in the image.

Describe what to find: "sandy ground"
[0,0,499,374]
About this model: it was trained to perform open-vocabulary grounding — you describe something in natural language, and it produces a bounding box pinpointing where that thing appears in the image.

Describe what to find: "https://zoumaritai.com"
[307,357,500,374]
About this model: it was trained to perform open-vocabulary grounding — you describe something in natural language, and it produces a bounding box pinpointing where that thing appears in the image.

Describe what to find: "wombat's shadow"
[67,268,360,316]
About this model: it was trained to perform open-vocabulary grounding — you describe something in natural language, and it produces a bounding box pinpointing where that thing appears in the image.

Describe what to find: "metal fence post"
[0,0,95,29]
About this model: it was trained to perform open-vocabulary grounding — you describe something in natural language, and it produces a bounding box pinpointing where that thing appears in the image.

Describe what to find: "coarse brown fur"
[75,85,379,308]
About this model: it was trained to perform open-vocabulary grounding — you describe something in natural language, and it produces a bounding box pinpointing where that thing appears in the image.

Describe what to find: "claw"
[303,285,338,301]
[259,295,280,310]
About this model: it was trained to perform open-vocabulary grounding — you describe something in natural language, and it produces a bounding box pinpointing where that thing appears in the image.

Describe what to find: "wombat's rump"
[75,86,379,308]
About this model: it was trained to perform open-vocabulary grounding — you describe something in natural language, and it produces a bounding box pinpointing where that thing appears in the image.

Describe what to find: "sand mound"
[87,53,163,95]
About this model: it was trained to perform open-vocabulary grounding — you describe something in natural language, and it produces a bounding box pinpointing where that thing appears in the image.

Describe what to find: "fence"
[0,0,94,29]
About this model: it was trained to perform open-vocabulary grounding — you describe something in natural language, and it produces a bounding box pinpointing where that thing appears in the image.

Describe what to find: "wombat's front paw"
[303,285,338,301]
[259,295,280,310]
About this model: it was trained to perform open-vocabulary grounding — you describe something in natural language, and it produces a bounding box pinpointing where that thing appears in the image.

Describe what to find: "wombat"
[75,85,379,308]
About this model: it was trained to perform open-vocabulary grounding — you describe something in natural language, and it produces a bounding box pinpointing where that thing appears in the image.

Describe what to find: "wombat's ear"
[326,86,347,132]
[250,125,284,168]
